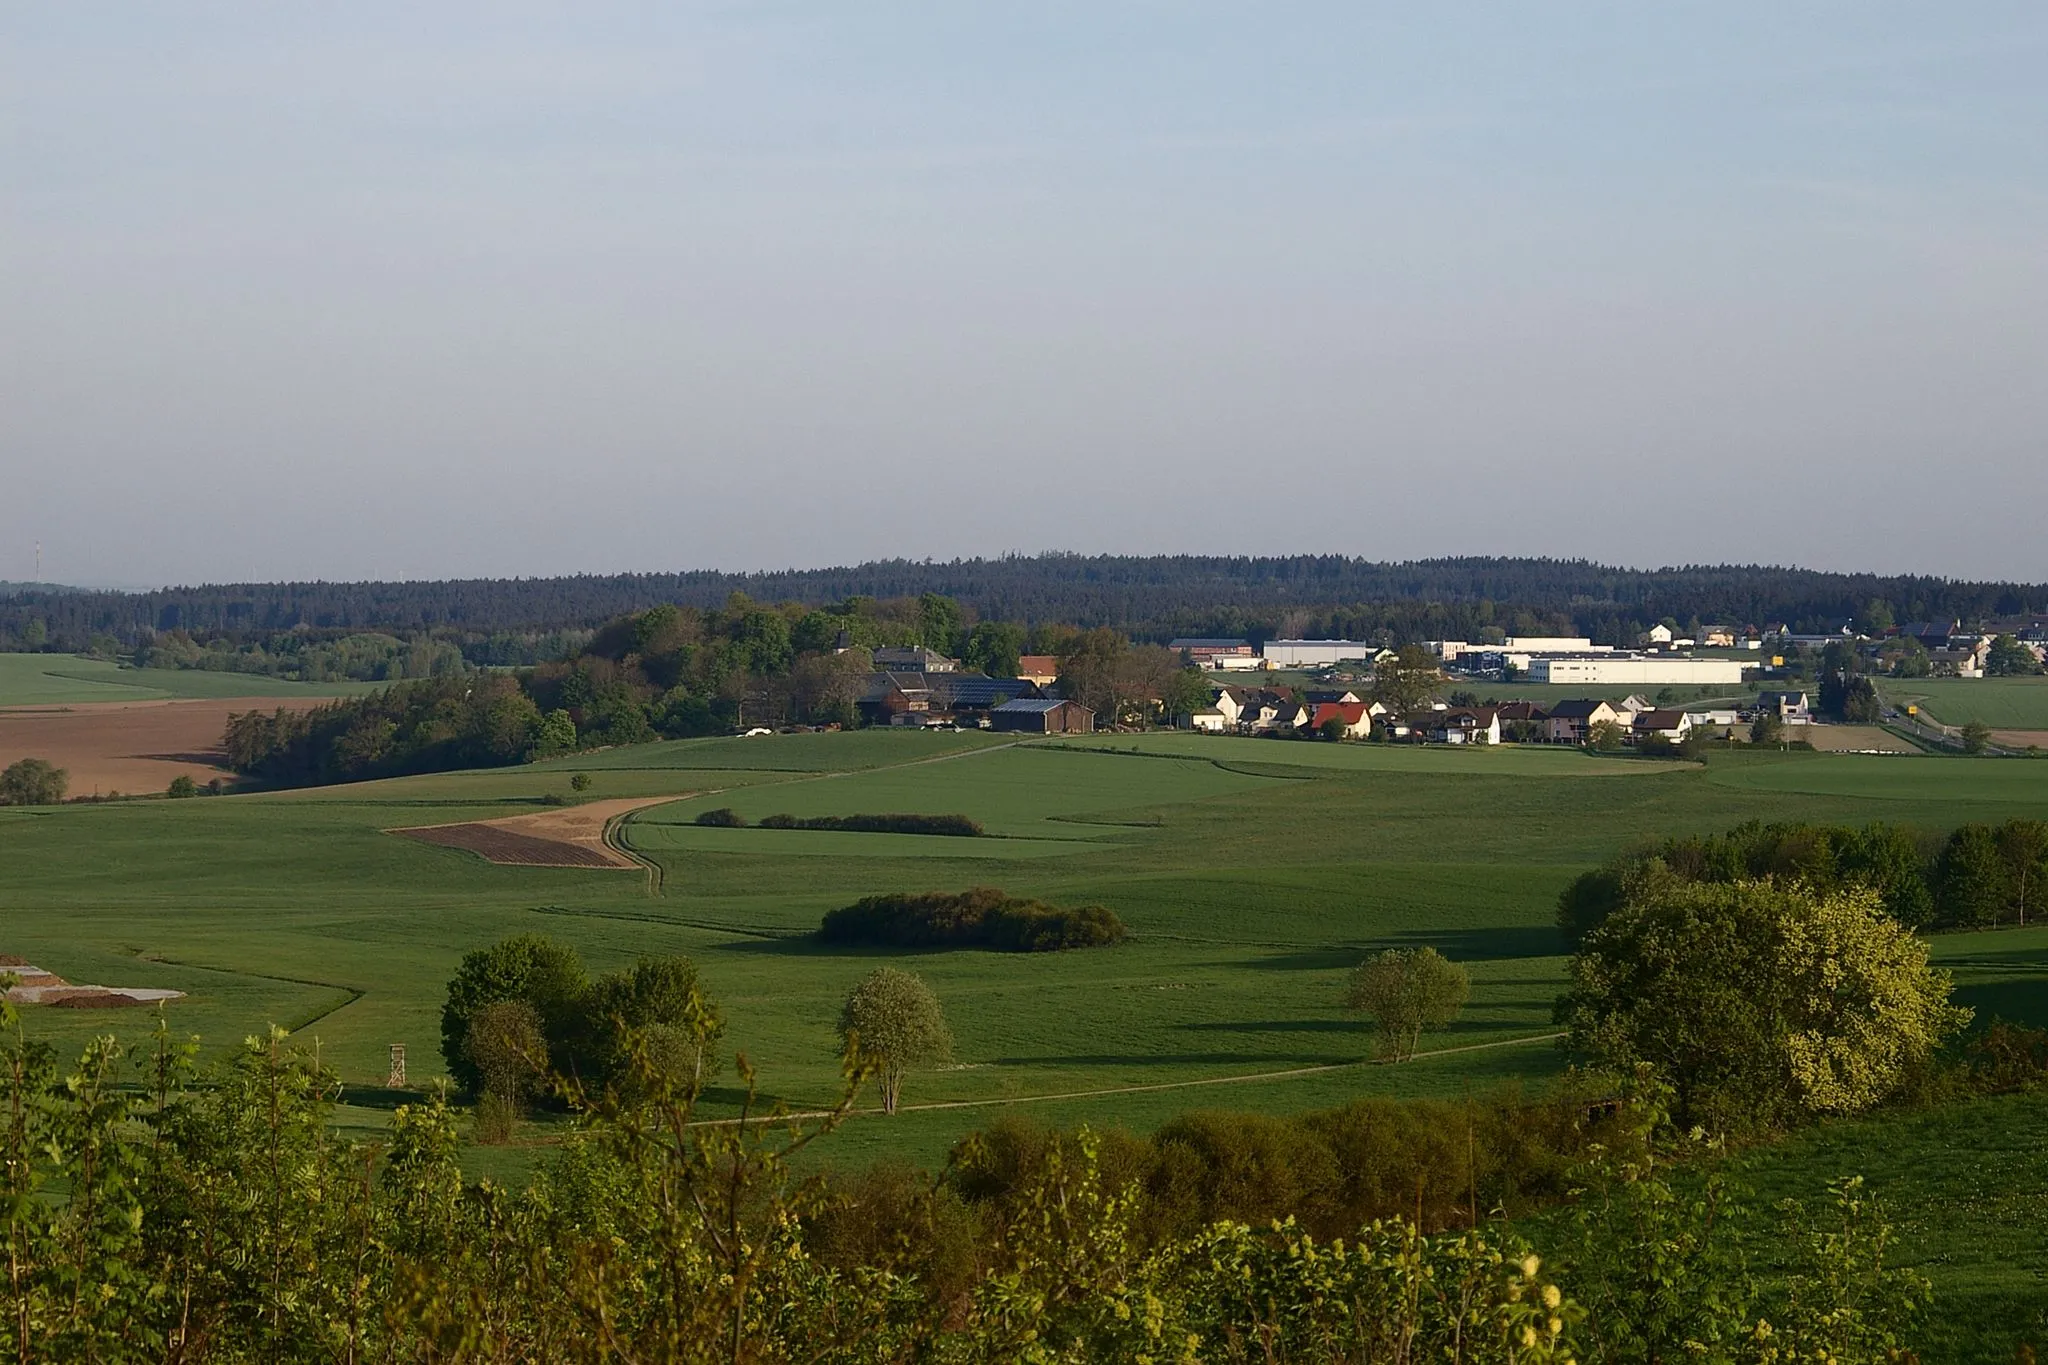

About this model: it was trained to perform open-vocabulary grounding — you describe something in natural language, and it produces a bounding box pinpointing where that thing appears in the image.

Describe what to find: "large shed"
[989,699,1096,734]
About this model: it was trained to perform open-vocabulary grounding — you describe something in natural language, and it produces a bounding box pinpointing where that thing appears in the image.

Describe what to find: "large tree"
[1559,880,1967,1132]
[0,757,67,806]
[441,934,590,1094]
[838,968,952,1114]
[1368,645,1441,717]
[1342,947,1470,1061]
[1986,634,2041,677]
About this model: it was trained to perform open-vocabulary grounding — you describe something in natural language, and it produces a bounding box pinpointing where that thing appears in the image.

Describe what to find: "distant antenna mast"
[34,542,41,581]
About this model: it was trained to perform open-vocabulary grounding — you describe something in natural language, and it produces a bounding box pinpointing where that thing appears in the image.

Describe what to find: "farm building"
[990,698,1096,734]
[1169,638,1261,668]
[1015,654,1061,685]
[871,646,959,673]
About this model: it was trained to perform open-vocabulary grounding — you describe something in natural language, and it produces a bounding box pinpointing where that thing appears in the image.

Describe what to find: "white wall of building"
[1528,656,1747,685]
[1261,640,1379,667]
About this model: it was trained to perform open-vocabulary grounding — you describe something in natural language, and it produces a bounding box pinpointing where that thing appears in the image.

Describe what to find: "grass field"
[1888,676,2048,731]
[9,728,2047,1356]
[0,652,376,706]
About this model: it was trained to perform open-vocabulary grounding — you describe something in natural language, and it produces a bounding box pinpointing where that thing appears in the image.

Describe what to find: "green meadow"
[0,652,376,706]
[6,730,2048,1180]
[1889,676,2048,730]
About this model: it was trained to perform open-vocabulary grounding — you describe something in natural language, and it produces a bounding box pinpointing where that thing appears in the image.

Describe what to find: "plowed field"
[0,697,333,796]
[388,795,689,869]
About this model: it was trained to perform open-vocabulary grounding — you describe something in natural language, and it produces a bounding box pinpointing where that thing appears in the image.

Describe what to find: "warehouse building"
[1260,639,1381,668]
[1526,655,1747,686]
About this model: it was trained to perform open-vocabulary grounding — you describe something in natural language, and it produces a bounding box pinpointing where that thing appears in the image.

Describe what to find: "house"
[1188,707,1229,733]
[990,698,1095,734]
[1211,686,1250,728]
[936,675,1040,723]
[1684,708,1741,729]
[1543,699,1621,744]
[860,672,940,726]
[1702,627,1737,648]
[1614,695,1653,717]
[1631,708,1693,745]
[1493,701,1548,724]
[1644,624,1675,645]
[1902,621,1960,652]
[1755,691,1811,724]
[1303,689,1363,705]
[1239,695,1310,733]
[871,646,958,673]
[1308,701,1373,739]
[1169,638,1261,668]
[1430,708,1501,745]
[1015,655,1061,686]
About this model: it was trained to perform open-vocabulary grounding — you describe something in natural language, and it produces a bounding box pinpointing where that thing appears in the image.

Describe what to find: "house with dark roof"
[1755,691,1811,724]
[871,646,959,673]
[1631,708,1693,744]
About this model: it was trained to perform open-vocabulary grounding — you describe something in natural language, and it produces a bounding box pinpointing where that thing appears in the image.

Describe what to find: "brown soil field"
[1798,725,1923,754]
[1992,730,2048,751]
[389,796,687,870]
[0,697,332,796]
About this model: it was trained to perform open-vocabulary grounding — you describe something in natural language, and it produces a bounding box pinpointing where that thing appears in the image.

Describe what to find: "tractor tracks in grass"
[130,953,366,1033]
[686,1030,1567,1129]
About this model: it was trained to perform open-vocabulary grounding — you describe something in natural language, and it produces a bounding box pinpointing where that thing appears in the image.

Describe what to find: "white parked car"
[741,727,773,738]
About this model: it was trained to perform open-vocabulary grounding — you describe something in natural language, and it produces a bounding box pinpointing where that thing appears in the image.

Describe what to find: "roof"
[1758,690,1808,705]
[992,698,1086,714]
[1016,654,1060,672]
[1633,708,1689,729]
[939,676,1035,706]
[1546,699,1613,720]
[1493,701,1548,721]
[1169,637,1254,649]
[1310,702,1369,726]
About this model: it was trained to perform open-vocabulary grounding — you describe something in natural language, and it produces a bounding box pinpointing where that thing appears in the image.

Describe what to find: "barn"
[989,699,1096,734]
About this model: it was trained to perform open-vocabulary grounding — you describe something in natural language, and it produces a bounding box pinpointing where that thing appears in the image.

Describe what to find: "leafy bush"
[1560,879,1970,1133]
[694,807,745,827]
[758,812,984,837]
[0,757,67,806]
[819,887,1127,951]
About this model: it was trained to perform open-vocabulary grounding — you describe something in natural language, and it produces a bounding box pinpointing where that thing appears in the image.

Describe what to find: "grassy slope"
[0,653,377,706]
[1890,676,2048,730]
[8,731,2046,1352]
[1724,1089,2048,1365]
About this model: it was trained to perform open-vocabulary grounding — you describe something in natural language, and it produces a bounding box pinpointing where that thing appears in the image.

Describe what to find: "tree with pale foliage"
[838,967,951,1113]
[0,757,67,806]
[1369,646,1442,718]
[1343,947,1470,1061]
[1560,879,1968,1132]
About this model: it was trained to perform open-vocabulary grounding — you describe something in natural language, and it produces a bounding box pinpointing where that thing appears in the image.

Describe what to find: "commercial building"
[1525,655,1747,686]
[1169,638,1261,667]
[1260,639,1381,668]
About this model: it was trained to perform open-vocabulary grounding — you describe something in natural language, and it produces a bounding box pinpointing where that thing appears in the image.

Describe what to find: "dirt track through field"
[687,1031,1569,1128]
[0,697,333,795]
[389,796,691,869]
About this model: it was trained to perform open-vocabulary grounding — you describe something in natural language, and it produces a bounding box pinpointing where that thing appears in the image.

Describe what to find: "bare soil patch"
[0,697,332,795]
[1799,725,1922,754]
[389,796,687,870]
[1991,730,2048,751]
[2,960,184,1008]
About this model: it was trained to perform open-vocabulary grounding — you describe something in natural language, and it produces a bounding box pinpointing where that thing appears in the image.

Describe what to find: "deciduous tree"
[0,757,67,806]
[839,968,952,1113]
[1342,948,1470,1061]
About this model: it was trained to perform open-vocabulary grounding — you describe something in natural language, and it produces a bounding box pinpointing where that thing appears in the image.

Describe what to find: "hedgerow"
[818,887,1127,951]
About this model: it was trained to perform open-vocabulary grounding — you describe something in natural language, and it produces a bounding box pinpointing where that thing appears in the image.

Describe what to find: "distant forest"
[5,555,2046,656]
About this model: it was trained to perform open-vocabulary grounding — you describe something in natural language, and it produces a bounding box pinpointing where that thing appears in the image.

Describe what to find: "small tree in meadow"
[463,998,548,1142]
[166,775,199,799]
[839,968,952,1113]
[1343,947,1470,1061]
[569,772,593,792]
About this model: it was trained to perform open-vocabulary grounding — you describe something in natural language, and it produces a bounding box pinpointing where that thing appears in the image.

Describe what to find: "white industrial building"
[1526,655,1748,686]
[1261,639,1382,667]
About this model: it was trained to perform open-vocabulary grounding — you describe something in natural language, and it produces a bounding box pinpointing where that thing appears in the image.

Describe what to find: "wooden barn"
[989,698,1095,734]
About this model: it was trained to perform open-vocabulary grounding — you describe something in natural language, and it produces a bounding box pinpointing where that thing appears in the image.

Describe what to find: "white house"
[1189,707,1229,733]
[1644,624,1675,645]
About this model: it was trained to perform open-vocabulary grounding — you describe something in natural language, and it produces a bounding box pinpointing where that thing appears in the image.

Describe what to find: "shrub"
[166,775,199,799]
[758,812,983,837]
[439,934,589,1093]
[694,807,745,827]
[569,772,593,792]
[1559,879,1970,1132]
[0,757,67,806]
[819,888,1127,951]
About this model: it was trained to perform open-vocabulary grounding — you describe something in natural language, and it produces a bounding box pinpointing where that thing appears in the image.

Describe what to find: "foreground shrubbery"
[2,997,1953,1365]
[819,888,1128,951]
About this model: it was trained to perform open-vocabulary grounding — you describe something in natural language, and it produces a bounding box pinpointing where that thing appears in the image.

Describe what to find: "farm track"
[686,1030,1568,1129]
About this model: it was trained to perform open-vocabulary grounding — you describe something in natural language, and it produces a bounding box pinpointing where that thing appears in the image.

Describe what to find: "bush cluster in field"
[695,807,984,837]
[819,887,1128,951]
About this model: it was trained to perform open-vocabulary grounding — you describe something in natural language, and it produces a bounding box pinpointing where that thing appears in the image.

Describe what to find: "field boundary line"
[686,1030,1567,1128]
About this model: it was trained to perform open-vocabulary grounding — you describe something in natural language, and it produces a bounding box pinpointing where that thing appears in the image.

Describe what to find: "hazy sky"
[5,4,2045,587]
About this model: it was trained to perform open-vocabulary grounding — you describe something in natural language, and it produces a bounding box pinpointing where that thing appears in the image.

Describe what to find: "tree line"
[1559,817,2048,940]
[9,554,2045,653]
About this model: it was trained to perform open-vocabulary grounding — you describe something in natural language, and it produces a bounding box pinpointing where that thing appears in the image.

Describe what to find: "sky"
[4,3,2045,588]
